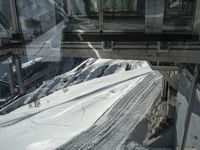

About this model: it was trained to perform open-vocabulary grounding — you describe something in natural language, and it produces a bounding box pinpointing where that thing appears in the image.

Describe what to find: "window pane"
[163,0,195,32]
[0,0,12,31]
[14,0,67,61]
[103,0,145,31]
[65,0,99,31]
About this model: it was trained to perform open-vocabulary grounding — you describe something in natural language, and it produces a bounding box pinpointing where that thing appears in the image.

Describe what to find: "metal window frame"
[9,0,20,33]
[193,0,200,34]
[64,0,199,34]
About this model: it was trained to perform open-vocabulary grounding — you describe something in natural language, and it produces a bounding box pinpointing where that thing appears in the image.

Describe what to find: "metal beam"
[61,48,200,64]
[62,32,199,42]
[99,0,103,32]
[149,65,179,71]
[3,41,200,64]
[180,65,199,150]
[59,42,200,64]
[160,71,178,91]
[147,61,179,71]
[13,55,24,94]
[9,0,20,32]
[67,0,71,16]
[145,0,165,33]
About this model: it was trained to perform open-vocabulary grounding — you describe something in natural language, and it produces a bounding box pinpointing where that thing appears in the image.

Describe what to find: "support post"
[180,65,199,150]
[67,0,71,16]
[13,55,24,94]
[99,0,103,32]
[6,57,15,95]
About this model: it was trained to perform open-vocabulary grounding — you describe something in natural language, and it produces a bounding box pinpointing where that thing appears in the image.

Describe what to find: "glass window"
[3,0,69,61]
[16,0,65,40]
[103,0,145,31]
[0,0,13,47]
[163,0,195,32]
[65,0,99,31]
[0,0,12,31]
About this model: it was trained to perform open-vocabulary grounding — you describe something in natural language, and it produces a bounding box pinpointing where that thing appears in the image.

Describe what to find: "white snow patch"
[22,58,43,68]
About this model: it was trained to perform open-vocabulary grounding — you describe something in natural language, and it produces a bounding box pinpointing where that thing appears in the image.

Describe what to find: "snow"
[0,67,151,150]
[54,72,163,150]
[0,58,148,114]
[22,58,43,68]
[0,99,6,102]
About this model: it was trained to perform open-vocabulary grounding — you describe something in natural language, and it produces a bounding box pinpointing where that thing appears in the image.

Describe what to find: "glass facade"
[63,0,145,31]
[0,0,199,66]
[103,0,145,31]
[163,0,196,32]
[0,0,198,41]
[65,0,99,31]
[0,0,12,31]
[16,0,65,39]
[0,1,200,150]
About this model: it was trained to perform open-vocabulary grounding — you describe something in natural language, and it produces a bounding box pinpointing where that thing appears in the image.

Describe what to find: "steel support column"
[9,0,20,32]
[6,57,15,95]
[13,55,24,94]
[99,0,103,32]
[67,0,71,16]
[161,78,169,100]
[180,65,199,150]
[60,42,200,64]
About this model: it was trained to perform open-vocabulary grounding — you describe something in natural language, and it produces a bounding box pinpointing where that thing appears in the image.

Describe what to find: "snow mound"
[1,59,149,114]
[0,66,152,150]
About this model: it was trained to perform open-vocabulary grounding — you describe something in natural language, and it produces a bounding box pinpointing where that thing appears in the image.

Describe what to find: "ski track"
[56,72,162,150]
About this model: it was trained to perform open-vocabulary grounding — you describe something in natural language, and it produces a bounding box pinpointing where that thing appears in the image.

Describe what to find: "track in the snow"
[56,72,162,150]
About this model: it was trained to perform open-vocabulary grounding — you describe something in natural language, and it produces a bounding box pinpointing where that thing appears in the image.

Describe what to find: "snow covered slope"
[0,66,152,150]
[0,59,148,114]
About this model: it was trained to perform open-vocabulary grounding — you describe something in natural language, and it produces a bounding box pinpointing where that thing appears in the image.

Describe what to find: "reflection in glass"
[15,0,67,61]
[164,0,195,32]
[103,0,145,31]
[0,0,12,31]
[65,0,99,31]
[0,0,13,49]
[16,0,64,39]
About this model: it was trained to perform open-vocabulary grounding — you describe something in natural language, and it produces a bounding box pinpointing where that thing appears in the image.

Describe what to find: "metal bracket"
[102,41,113,52]
[158,41,170,53]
